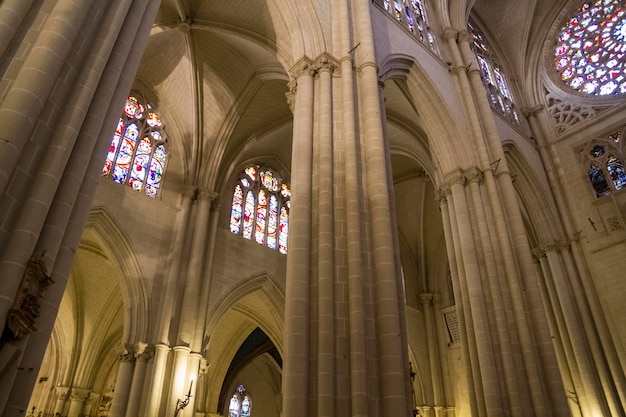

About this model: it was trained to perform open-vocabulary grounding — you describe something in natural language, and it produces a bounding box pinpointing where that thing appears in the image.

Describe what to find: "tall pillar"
[419,294,444,417]
[282,56,314,417]
[143,344,169,417]
[125,345,150,417]
[109,350,136,417]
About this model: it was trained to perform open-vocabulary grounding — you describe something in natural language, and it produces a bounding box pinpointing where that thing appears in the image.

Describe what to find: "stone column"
[419,294,444,417]
[282,56,314,417]
[84,393,100,417]
[53,387,70,417]
[67,388,90,417]
[0,1,163,414]
[109,350,136,417]
[125,345,150,417]
[353,1,411,414]
[179,189,216,348]
[143,344,169,417]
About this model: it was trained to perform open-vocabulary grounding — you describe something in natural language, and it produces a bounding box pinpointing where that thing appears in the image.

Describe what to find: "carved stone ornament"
[8,256,54,339]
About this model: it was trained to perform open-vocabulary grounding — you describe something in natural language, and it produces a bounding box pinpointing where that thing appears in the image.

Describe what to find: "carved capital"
[442,27,459,42]
[465,166,484,184]
[522,104,544,118]
[443,169,467,188]
[456,30,473,45]
[419,293,433,306]
[70,388,90,402]
[55,387,70,400]
[312,53,340,75]
[289,56,314,80]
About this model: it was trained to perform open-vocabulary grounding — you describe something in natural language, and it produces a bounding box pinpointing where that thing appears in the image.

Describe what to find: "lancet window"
[380,0,436,51]
[102,95,168,198]
[467,19,521,126]
[582,129,626,197]
[230,165,290,254]
[554,0,626,96]
[228,385,252,417]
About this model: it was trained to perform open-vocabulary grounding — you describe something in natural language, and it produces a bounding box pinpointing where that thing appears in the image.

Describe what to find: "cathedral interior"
[0,0,625,417]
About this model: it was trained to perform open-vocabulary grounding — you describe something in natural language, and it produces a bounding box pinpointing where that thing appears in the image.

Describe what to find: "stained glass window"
[229,165,290,254]
[583,128,626,197]
[554,0,626,96]
[103,95,168,197]
[468,19,520,126]
[380,0,436,51]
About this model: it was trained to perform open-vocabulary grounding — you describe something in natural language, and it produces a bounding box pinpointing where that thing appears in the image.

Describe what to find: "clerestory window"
[229,165,290,254]
[468,19,521,126]
[102,95,168,198]
[380,0,436,51]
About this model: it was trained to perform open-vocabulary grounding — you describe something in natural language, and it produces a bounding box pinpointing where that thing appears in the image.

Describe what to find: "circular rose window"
[554,0,625,96]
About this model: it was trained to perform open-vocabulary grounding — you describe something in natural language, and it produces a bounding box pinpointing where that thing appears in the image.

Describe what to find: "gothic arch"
[502,142,564,245]
[381,54,476,180]
[84,207,151,344]
[202,274,285,412]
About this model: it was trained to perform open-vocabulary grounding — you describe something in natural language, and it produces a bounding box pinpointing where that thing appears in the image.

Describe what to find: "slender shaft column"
[353,2,410,415]
[282,57,314,417]
[67,389,90,417]
[157,189,194,343]
[166,347,191,417]
[195,202,221,350]
[431,295,449,417]
[438,188,481,417]
[419,294,444,413]
[84,393,100,417]
[144,345,170,417]
[179,190,215,347]
[109,351,136,417]
[314,56,336,417]
[533,250,582,417]
[449,178,503,417]
[125,346,150,417]
[335,1,371,415]
[53,388,69,417]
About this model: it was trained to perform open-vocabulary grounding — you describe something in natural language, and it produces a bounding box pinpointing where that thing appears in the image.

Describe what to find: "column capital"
[289,56,314,79]
[442,27,459,42]
[522,104,544,118]
[456,30,473,45]
[465,166,484,184]
[312,52,340,75]
[70,388,90,402]
[55,386,70,400]
[443,169,467,188]
[419,293,433,306]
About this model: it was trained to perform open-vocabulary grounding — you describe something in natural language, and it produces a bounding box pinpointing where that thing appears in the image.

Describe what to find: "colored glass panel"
[267,195,278,250]
[468,19,520,125]
[607,154,626,190]
[103,118,124,176]
[230,165,289,253]
[103,95,168,198]
[279,205,289,254]
[230,185,244,234]
[589,163,611,196]
[113,123,139,184]
[255,190,267,244]
[124,96,144,119]
[554,0,626,96]
[243,191,255,239]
